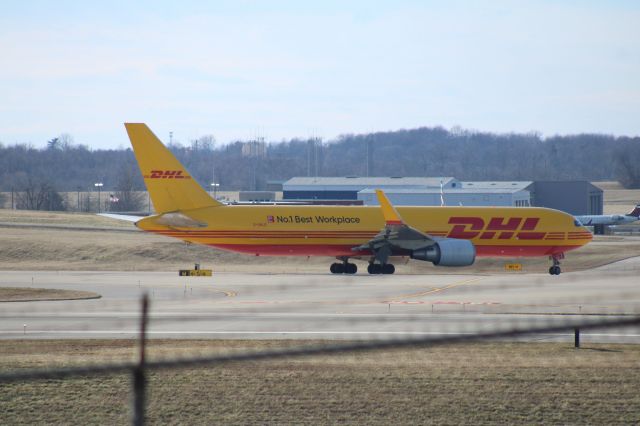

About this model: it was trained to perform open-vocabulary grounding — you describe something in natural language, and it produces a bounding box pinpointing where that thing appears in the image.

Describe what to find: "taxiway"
[1,259,639,342]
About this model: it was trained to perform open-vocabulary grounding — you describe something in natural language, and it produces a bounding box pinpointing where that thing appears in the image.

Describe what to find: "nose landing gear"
[549,265,561,275]
[548,253,563,275]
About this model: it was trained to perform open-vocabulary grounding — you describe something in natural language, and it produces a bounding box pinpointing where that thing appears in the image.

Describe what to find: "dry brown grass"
[592,181,640,213]
[0,191,273,210]
[593,181,625,191]
[0,209,132,228]
[1,340,639,424]
[0,287,100,302]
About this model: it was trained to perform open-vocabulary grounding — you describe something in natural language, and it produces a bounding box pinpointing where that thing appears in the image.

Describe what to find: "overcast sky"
[1,0,639,149]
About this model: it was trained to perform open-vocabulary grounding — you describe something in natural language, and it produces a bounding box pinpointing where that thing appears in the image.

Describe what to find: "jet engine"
[410,238,476,267]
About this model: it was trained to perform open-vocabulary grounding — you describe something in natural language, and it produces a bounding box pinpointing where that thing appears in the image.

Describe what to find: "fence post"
[132,294,149,426]
[574,327,580,348]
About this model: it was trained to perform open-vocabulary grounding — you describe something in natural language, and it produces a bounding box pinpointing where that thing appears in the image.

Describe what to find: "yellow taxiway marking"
[210,288,237,297]
[385,277,485,302]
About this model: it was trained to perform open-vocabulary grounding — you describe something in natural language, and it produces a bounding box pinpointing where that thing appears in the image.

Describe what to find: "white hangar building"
[358,186,531,207]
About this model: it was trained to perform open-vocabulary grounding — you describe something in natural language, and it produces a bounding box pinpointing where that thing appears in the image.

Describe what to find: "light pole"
[94,182,103,212]
[210,182,219,200]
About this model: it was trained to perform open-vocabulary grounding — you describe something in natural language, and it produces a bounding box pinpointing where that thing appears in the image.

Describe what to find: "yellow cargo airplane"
[119,123,592,275]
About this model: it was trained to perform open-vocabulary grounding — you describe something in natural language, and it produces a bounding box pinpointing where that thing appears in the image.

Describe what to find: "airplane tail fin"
[124,123,223,213]
[628,204,640,218]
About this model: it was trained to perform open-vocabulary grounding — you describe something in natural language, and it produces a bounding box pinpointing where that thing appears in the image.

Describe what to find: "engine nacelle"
[410,239,476,267]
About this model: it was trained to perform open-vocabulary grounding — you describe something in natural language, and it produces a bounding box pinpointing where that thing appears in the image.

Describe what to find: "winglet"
[375,189,404,225]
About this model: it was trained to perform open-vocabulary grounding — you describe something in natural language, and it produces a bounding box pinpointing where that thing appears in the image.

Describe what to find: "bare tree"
[616,144,640,188]
[16,178,66,211]
[190,135,216,152]
[58,133,75,150]
[111,164,144,212]
[198,135,216,151]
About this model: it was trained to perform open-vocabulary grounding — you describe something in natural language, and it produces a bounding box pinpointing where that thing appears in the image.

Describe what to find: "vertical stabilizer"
[124,123,222,213]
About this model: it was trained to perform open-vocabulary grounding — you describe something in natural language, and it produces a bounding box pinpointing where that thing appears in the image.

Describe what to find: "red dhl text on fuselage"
[136,205,592,257]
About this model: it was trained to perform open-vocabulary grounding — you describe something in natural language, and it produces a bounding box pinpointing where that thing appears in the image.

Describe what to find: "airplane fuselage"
[575,214,639,226]
[137,204,592,258]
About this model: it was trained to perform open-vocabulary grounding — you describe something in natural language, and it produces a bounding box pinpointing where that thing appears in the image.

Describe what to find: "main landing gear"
[367,263,395,275]
[330,258,357,274]
[549,253,563,275]
[329,258,396,275]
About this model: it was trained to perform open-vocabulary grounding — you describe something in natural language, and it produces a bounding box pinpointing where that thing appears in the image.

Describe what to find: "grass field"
[0,208,133,228]
[594,181,640,213]
[1,340,639,424]
[0,287,100,302]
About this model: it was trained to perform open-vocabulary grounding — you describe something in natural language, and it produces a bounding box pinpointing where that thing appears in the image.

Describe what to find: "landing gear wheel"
[331,262,356,274]
[548,254,563,275]
[367,263,382,274]
[368,263,394,274]
[330,263,345,274]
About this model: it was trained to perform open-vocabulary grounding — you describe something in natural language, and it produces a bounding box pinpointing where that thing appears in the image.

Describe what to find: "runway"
[1,260,640,343]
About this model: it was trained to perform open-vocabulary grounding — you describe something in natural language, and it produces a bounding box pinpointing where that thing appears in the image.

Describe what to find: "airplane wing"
[352,190,436,255]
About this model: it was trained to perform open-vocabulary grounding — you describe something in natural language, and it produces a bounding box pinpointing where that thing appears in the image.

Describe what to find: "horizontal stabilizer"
[98,213,145,223]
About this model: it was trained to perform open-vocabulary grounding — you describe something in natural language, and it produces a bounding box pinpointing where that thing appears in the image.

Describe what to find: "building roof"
[532,180,603,193]
[461,181,533,190]
[284,176,456,188]
[358,188,529,195]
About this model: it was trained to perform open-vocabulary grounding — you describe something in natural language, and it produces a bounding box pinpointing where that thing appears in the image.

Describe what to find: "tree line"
[1,127,639,211]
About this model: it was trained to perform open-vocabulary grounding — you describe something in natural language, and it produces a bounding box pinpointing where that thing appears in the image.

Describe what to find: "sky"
[1,0,639,149]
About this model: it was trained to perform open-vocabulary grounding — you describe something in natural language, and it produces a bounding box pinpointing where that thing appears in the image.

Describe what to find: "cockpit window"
[574,219,583,227]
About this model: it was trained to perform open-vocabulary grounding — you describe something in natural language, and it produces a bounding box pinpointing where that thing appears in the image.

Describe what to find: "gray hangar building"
[282,177,461,200]
[282,177,603,215]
